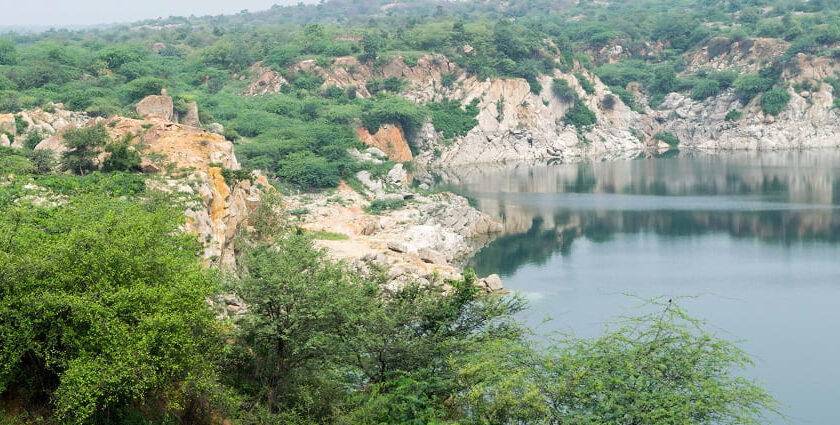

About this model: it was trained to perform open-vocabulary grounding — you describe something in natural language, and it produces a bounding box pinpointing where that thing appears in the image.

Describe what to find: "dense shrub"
[725,109,743,121]
[552,78,578,103]
[365,197,407,214]
[601,94,617,110]
[760,87,791,115]
[361,95,427,134]
[690,79,721,100]
[655,131,680,146]
[563,100,597,130]
[427,98,480,139]
[575,72,596,94]
[0,195,219,424]
[276,151,341,188]
[734,73,775,104]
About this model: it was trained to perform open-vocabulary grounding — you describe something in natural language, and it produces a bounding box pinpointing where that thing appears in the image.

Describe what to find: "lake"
[431,150,840,425]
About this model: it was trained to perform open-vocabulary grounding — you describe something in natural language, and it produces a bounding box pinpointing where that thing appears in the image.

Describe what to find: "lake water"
[431,150,840,425]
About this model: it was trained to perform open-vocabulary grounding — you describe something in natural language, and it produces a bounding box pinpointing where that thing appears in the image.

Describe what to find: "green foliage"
[101,136,142,172]
[574,73,595,95]
[426,98,479,139]
[725,109,743,121]
[563,100,597,130]
[690,78,721,100]
[760,87,792,115]
[734,73,775,104]
[551,78,578,103]
[601,94,617,110]
[309,230,350,240]
[23,130,44,150]
[61,123,111,175]
[0,146,34,175]
[655,131,680,146]
[365,197,406,214]
[361,94,427,135]
[454,299,779,425]
[0,194,219,424]
[276,151,341,188]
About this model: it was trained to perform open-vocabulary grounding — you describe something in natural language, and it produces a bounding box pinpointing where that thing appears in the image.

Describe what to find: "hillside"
[1,0,840,188]
[0,1,819,423]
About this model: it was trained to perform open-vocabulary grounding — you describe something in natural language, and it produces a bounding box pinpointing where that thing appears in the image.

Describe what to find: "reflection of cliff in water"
[468,208,840,277]
[426,150,840,277]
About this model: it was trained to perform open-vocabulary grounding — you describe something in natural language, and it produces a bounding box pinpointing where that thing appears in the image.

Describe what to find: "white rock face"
[656,85,840,151]
[412,71,649,166]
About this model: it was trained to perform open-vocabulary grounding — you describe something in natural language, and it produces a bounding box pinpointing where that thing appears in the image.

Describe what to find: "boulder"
[386,163,408,185]
[136,90,174,121]
[387,241,409,253]
[0,133,10,147]
[355,170,384,194]
[482,274,503,292]
[418,247,447,265]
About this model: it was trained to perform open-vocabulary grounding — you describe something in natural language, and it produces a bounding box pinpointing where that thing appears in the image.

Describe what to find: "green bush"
[734,73,774,104]
[601,94,617,110]
[102,137,142,173]
[427,98,480,139]
[655,131,680,146]
[690,79,721,100]
[365,197,406,214]
[361,94,427,134]
[276,151,341,188]
[0,195,219,424]
[760,88,791,115]
[563,100,597,130]
[552,78,578,103]
[61,123,111,175]
[725,109,743,121]
[575,73,596,94]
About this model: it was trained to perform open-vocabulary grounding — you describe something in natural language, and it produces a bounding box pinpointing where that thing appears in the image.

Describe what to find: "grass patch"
[364,198,406,214]
[309,230,350,240]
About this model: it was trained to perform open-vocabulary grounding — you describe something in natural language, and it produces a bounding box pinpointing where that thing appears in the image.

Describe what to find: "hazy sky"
[1,0,312,28]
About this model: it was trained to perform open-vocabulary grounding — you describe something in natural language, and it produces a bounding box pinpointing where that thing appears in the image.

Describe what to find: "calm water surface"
[432,150,840,425]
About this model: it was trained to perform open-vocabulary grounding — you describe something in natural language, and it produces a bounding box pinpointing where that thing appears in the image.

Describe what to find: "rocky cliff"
[250,44,840,167]
[32,113,265,267]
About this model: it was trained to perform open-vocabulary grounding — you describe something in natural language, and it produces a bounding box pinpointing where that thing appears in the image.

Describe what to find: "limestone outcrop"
[654,85,840,151]
[33,113,258,266]
[0,105,89,148]
[244,62,289,96]
[286,180,504,291]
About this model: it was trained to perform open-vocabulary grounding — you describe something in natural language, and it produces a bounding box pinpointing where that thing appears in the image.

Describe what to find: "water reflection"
[426,149,840,425]
[425,150,840,277]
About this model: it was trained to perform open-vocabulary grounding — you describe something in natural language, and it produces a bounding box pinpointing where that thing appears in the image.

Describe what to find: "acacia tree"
[455,299,781,425]
[0,194,220,424]
[61,123,110,175]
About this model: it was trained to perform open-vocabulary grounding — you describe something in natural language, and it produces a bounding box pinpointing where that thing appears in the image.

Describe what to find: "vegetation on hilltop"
[0,0,836,187]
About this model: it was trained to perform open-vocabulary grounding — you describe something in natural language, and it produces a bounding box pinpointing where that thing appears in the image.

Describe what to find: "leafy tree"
[454,299,780,425]
[61,123,111,175]
[102,135,142,172]
[0,38,17,65]
[0,194,220,424]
